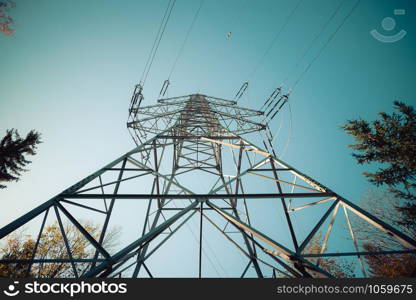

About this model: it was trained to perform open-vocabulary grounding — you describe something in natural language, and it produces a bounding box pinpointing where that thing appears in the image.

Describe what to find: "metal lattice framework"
[0,94,415,278]
[127,94,265,144]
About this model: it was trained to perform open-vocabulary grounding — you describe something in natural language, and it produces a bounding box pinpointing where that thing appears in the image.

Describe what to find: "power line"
[140,0,176,86]
[278,102,293,159]
[283,0,346,85]
[202,0,247,96]
[270,106,285,143]
[172,200,224,277]
[233,1,302,106]
[139,1,171,85]
[225,0,247,41]
[142,0,176,86]
[269,0,360,160]
[168,0,205,80]
[247,0,304,81]
[266,1,349,162]
[291,0,361,89]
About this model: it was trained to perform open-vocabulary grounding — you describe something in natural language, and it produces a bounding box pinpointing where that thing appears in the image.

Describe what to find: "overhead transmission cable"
[168,0,204,80]
[291,0,361,89]
[234,0,303,102]
[226,0,247,40]
[282,0,346,85]
[172,200,224,277]
[268,0,360,159]
[260,0,345,109]
[266,0,346,158]
[261,0,340,113]
[204,0,247,99]
[271,108,285,142]
[277,102,293,158]
[139,0,176,87]
[247,0,304,81]
[159,0,204,97]
[216,0,248,61]
[128,0,176,149]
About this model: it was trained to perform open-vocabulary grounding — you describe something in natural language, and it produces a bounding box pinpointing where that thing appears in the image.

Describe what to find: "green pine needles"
[342,101,416,227]
[0,129,42,189]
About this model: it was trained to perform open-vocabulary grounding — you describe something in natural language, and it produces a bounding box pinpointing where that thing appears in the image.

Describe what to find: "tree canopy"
[342,101,416,227]
[0,221,120,278]
[343,101,416,277]
[350,189,416,277]
[0,0,15,35]
[0,129,42,189]
[304,232,355,278]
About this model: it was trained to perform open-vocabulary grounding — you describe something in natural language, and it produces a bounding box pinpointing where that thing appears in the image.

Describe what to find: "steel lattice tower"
[0,93,415,278]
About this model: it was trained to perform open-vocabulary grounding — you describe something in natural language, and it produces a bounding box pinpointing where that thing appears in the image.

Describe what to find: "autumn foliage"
[0,221,120,278]
[0,0,15,35]
[304,233,355,278]
[363,243,416,277]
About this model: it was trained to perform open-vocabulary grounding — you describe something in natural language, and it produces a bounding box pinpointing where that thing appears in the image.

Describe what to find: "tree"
[0,233,35,278]
[349,189,416,277]
[363,243,416,277]
[0,129,42,189]
[0,0,15,35]
[352,190,415,249]
[342,101,416,277]
[303,232,355,278]
[0,221,121,278]
[342,101,416,228]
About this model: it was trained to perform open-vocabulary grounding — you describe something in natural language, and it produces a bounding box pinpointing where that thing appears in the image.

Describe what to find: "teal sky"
[0,0,415,277]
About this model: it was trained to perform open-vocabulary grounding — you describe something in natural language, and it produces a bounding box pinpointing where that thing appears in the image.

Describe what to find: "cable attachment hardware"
[159,79,170,98]
[128,84,144,118]
[235,81,249,101]
[262,85,282,110]
[268,91,291,121]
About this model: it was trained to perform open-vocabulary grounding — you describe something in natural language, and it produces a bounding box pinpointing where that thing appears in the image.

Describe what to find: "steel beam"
[206,200,333,278]
[82,201,199,277]
[60,193,337,199]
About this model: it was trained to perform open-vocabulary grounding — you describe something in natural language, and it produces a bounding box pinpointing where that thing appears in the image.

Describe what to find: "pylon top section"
[127,94,265,144]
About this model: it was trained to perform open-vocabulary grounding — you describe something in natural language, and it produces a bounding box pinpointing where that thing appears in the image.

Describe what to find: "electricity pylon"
[1,93,415,278]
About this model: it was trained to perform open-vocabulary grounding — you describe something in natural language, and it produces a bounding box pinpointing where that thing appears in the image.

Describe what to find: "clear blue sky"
[0,0,415,277]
